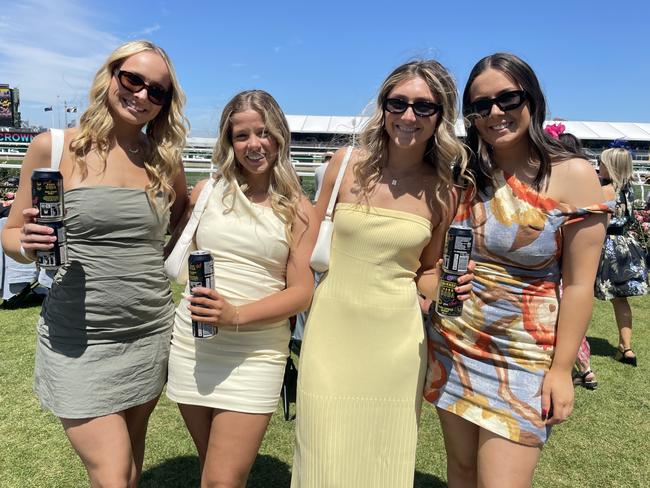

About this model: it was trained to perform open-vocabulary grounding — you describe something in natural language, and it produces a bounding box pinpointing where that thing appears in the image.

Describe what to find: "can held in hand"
[442,225,473,274]
[188,250,217,339]
[36,220,68,269]
[32,168,65,222]
[435,272,463,317]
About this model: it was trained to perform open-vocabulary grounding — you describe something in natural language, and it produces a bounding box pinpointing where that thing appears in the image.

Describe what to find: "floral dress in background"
[594,183,649,300]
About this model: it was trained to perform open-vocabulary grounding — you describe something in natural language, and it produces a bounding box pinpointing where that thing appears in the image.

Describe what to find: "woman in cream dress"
[166,90,317,488]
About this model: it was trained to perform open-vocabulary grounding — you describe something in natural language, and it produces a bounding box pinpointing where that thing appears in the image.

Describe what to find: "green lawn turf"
[1,291,648,487]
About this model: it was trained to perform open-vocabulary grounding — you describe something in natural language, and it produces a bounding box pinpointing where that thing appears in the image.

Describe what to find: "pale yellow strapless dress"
[292,203,432,488]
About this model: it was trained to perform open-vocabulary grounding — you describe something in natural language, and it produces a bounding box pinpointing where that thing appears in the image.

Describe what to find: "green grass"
[1,293,649,487]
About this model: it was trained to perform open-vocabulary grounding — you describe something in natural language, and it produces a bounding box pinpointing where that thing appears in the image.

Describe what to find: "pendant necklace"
[127,144,141,155]
[383,167,399,187]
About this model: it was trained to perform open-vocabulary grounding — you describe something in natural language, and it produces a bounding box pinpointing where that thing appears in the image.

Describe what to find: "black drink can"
[32,168,65,222]
[442,225,473,275]
[36,221,68,269]
[435,272,463,317]
[188,250,217,339]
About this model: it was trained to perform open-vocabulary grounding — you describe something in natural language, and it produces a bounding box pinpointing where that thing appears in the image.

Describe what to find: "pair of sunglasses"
[383,98,442,117]
[115,70,171,106]
[466,90,527,118]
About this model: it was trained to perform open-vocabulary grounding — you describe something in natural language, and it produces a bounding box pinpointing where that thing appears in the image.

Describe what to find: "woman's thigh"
[61,413,135,487]
[477,428,541,488]
[202,409,273,488]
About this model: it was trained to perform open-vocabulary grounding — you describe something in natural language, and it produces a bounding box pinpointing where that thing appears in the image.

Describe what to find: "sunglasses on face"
[115,70,170,106]
[383,98,442,117]
[466,90,527,118]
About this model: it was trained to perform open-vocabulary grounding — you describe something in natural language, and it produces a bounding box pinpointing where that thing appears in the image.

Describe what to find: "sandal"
[572,369,598,390]
[615,348,638,367]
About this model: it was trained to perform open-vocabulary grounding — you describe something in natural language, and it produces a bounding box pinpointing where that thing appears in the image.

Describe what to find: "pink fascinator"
[544,123,566,139]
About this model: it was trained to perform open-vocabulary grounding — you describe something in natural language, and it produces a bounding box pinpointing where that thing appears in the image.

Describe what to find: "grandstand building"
[2,116,650,178]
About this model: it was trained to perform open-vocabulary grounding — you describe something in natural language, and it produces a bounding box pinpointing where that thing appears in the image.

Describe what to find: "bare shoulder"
[189,178,211,205]
[323,146,359,181]
[554,157,602,206]
[26,131,52,160]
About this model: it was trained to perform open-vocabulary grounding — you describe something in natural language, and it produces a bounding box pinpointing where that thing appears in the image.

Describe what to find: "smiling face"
[107,50,171,127]
[383,76,439,151]
[230,109,278,179]
[469,68,531,152]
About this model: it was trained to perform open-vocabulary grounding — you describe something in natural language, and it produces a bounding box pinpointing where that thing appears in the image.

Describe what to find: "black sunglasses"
[466,90,527,118]
[383,98,442,117]
[115,70,171,106]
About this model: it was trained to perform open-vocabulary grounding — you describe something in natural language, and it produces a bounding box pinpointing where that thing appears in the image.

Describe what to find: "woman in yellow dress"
[291,60,473,487]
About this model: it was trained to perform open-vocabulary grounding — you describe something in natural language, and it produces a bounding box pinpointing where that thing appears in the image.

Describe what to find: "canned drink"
[188,250,217,339]
[32,168,65,222]
[435,272,463,317]
[442,225,473,275]
[36,221,68,269]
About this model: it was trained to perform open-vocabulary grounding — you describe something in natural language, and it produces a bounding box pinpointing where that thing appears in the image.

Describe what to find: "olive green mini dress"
[33,187,175,419]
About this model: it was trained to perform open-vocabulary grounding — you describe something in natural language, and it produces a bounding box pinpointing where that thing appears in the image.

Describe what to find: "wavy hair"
[462,53,581,192]
[212,90,304,242]
[355,59,467,220]
[69,40,188,210]
[600,148,633,192]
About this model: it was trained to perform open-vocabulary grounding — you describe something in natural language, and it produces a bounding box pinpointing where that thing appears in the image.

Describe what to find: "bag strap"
[193,177,215,216]
[324,146,353,220]
[49,129,64,170]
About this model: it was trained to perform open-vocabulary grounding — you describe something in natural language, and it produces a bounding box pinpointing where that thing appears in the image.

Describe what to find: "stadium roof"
[186,116,650,145]
[285,115,650,141]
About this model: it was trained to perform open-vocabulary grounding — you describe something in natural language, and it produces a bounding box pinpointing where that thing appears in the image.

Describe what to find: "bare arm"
[1,132,58,263]
[163,168,190,258]
[313,146,354,221]
[188,196,319,327]
[542,158,607,424]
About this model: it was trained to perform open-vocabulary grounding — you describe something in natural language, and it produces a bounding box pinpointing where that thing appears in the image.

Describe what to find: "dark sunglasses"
[383,98,442,117]
[115,70,170,106]
[466,90,527,118]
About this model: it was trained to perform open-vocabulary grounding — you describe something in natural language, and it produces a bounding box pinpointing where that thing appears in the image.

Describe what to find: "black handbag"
[281,344,298,421]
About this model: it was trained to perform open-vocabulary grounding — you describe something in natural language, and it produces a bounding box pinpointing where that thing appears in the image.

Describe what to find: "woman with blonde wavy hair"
[291,60,474,487]
[1,40,188,486]
[166,89,318,487]
[595,147,648,366]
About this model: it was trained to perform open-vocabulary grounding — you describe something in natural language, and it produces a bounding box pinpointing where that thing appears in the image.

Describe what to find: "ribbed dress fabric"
[291,203,432,488]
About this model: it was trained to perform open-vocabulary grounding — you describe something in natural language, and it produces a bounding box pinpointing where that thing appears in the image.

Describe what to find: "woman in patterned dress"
[424,53,609,487]
[594,148,648,366]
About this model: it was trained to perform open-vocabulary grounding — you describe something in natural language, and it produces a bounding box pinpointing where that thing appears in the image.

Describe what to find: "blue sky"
[2,0,649,136]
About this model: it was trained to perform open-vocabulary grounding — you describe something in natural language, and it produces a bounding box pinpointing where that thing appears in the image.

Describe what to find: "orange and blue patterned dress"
[424,168,611,447]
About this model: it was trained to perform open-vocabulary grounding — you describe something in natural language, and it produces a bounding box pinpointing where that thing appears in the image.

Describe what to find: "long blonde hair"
[213,90,304,241]
[69,40,188,209]
[600,148,633,192]
[355,60,467,221]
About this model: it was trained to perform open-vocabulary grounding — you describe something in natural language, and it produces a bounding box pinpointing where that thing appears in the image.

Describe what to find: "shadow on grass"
[587,336,618,358]
[139,454,290,488]
[140,455,200,487]
[248,454,292,487]
[414,470,446,487]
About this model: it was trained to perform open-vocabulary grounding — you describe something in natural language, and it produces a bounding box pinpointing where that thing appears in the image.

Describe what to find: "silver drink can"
[188,250,217,339]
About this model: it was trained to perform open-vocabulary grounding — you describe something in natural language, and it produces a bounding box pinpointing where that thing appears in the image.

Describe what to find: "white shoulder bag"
[164,178,215,283]
[309,147,353,273]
